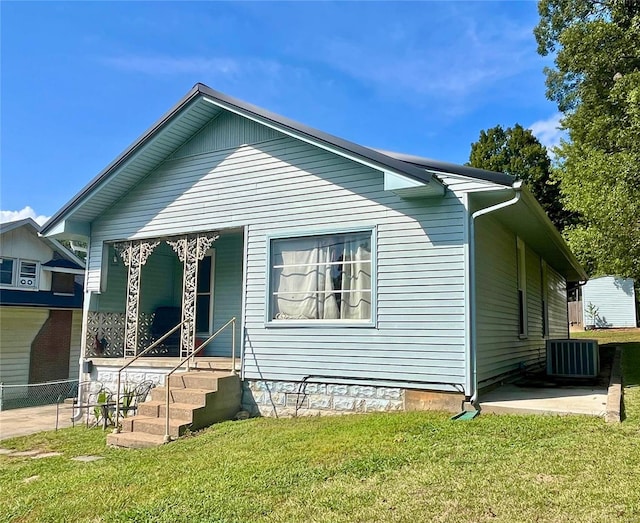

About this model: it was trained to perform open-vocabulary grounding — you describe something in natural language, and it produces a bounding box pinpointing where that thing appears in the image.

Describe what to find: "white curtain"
[273,237,339,319]
[339,237,371,319]
[272,233,371,321]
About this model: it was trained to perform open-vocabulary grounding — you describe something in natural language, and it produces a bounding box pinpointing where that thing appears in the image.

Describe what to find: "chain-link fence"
[0,379,79,411]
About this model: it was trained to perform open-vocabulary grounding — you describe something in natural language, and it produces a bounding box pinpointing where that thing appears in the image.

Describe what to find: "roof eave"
[519,186,587,282]
[41,84,205,236]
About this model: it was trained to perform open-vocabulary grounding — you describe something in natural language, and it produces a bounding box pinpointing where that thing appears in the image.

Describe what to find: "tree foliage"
[468,124,572,231]
[534,0,640,281]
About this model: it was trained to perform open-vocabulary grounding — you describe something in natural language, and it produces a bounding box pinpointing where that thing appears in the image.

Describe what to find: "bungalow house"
[40,84,585,444]
[0,218,84,406]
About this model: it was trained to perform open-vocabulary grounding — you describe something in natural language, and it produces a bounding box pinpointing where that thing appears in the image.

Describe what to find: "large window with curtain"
[268,230,373,324]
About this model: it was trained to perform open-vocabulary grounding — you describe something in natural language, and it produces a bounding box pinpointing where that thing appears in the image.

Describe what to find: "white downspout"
[468,180,523,405]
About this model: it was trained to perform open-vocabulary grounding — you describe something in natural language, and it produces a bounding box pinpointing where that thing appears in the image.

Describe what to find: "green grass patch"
[573,328,640,421]
[2,328,639,522]
[2,411,640,521]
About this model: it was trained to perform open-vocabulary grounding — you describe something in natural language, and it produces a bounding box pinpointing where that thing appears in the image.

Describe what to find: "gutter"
[467,180,523,405]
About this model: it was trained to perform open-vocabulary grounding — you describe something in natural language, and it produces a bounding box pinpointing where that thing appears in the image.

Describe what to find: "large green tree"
[468,123,572,231]
[534,0,640,281]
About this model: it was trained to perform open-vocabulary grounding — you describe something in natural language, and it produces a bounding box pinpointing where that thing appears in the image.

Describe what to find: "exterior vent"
[546,339,599,378]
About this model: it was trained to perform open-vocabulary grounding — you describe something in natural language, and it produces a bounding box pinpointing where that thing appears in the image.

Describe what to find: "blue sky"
[1,1,562,224]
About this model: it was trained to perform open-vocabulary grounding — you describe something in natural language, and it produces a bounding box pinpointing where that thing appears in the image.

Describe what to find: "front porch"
[84,228,244,362]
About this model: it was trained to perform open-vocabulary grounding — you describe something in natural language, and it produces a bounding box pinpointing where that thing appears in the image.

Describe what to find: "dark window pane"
[52,272,74,293]
[196,295,210,332]
[518,290,525,335]
[197,256,211,293]
[0,258,14,285]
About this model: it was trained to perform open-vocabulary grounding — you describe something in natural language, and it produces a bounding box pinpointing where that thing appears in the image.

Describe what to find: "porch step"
[150,387,213,406]
[138,400,203,421]
[108,371,241,448]
[107,431,167,449]
[120,415,189,437]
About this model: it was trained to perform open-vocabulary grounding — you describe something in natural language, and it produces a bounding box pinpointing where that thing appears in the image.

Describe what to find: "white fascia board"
[41,266,85,275]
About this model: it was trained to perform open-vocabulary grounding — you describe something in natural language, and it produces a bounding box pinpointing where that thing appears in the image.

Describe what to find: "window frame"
[265,226,377,328]
[516,237,527,338]
[196,249,216,336]
[0,257,39,290]
[0,257,16,287]
[540,260,549,338]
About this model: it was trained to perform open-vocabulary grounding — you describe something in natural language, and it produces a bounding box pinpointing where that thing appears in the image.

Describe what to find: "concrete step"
[121,415,188,437]
[150,387,212,405]
[173,371,231,390]
[138,400,200,421]
[108,371,242,448]
[107,431,167,449]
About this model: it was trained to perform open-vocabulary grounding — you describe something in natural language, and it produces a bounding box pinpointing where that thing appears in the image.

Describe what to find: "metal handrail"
[163,317,236,443]
[112,320,187,432]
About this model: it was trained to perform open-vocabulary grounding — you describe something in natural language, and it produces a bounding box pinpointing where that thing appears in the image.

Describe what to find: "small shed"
[582,276,637,328]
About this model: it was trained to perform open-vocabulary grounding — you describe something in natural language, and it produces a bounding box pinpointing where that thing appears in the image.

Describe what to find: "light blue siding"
[582,276,637,328]
[475,215,568,385]
[208,232,243,357]
[88,123,469,391]
[169,111,283,160]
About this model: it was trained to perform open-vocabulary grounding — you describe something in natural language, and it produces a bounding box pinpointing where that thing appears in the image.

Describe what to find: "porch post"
[168,232,219,359]
[115,240,159,357]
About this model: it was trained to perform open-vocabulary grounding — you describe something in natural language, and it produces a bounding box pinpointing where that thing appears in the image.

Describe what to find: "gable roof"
[41,83,513,237]
[0,217,41,235]
[376,149,514,186]
[1,218,85,268]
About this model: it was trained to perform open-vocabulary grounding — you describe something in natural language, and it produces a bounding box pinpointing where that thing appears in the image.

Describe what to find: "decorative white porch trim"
[168,232,219,358]
[114,240,160,357]
[86,311,153,357]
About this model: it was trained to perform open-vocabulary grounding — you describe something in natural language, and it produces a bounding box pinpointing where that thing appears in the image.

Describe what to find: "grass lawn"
[573,328,640,422]
[2,330,639,522]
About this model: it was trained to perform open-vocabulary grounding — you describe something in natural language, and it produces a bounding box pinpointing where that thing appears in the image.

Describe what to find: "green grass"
[2,329,640,522]
[573,328,640,422]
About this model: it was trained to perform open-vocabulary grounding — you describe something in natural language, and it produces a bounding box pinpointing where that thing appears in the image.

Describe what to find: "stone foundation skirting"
[242,380,465,417]
[90,363,168,394]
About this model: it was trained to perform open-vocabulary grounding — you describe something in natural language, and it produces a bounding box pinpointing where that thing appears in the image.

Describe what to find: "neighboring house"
[0,218,85,397]
[582,276,637,328]
[40,83,586,416]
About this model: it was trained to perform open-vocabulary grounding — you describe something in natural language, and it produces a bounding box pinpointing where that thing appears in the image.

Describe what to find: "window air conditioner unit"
[546,339,599,378]
[18,261,38,289]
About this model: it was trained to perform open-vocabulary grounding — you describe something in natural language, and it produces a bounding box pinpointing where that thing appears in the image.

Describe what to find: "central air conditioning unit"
[546,339,599,378]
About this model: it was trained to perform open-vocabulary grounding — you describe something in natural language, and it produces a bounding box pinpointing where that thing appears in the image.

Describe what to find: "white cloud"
[529,113,565,149]
[0,206,50,226]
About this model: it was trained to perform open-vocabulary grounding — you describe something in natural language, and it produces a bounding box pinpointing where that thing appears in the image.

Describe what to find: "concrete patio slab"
[480,385,608,417]
[0,404,74,441]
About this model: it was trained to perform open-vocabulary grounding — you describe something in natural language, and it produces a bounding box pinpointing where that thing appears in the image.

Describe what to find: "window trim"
[265,226,377,328]
[196,249,216,337]
[541,260,549,338]
[516,237,527,338]
[0,257,16,287]
[0,257,39,291]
